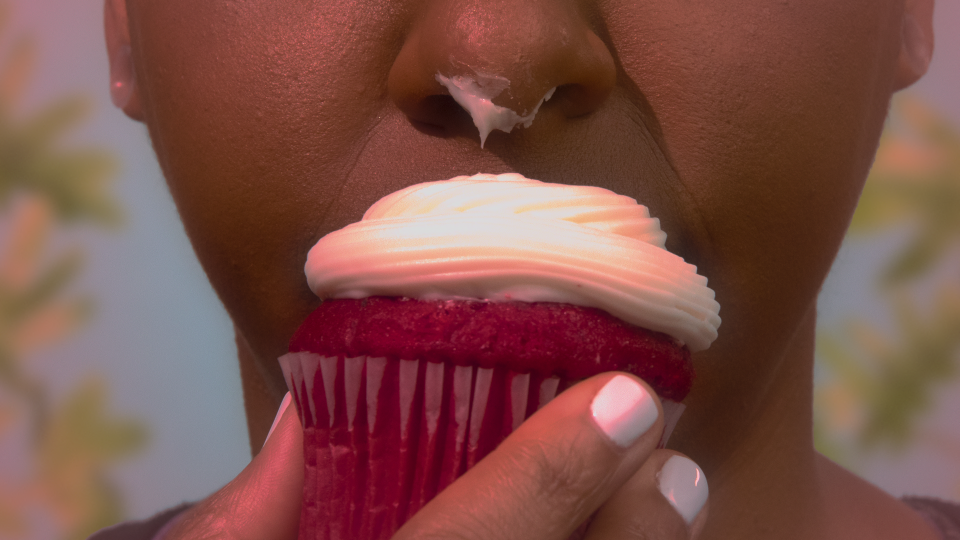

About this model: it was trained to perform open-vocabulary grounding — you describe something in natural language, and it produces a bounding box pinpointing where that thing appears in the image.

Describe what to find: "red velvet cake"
[290,296,694,400]
[279,174,721,540]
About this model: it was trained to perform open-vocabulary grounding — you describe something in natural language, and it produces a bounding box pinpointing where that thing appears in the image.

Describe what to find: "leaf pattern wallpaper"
[814,96,960,487]
[0,2,146,538]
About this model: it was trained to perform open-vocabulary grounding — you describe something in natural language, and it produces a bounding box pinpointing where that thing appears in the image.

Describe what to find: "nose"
[388,0,616,146]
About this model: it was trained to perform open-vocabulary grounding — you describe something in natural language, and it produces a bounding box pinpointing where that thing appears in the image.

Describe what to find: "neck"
[699,304,827,539]
[689,306,940,540]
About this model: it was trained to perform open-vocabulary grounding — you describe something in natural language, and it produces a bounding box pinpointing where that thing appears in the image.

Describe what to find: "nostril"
[413,94,468,127]
[405,94,477,139]
[387,1,616,147]
[434,72,557,147]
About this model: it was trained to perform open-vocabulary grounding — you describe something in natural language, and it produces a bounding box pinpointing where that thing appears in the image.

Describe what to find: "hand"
[394,373,709,540]
[162,373,708,540]
[164,392,304,540]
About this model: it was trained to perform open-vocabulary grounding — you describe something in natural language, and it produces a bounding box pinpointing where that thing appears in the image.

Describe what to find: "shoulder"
[817,456,942,540]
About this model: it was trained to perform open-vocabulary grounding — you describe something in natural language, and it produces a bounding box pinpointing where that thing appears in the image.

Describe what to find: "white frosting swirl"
[305,173,721,352]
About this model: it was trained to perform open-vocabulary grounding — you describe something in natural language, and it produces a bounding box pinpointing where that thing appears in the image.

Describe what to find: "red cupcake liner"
[279,352,684,540]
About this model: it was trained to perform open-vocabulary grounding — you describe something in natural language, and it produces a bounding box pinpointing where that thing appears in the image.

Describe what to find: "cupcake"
[278,173,720,540]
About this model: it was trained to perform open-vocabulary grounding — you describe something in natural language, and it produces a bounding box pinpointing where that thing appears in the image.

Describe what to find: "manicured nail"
[590,375,658,448]
[263,391,292,449]
[658,455,708,525]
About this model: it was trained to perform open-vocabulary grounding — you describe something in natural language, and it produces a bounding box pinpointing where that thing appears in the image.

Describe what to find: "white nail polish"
[590,375,658,448]
[263,391,292,449]
[658,455,708,525]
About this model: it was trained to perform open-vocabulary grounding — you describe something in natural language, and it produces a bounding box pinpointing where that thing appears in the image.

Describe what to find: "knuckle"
[398,506,506,540]
[509,431,614,507]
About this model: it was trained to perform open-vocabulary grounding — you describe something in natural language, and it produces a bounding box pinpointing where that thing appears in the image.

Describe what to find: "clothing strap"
[903,496,960,540]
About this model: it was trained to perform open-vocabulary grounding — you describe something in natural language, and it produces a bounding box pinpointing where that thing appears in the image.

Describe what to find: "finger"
[585,451,709,540]
[394,372,665,540]
[166,392,304,540]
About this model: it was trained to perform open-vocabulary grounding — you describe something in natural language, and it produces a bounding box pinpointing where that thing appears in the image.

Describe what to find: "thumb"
[585,450,709,540]
[166,392,304,540]
[393,373,665,540]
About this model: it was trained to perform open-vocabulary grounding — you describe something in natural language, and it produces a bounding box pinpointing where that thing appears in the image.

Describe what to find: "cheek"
[135,0,401,212]
[603,0,900,324]
[130,0,409,356]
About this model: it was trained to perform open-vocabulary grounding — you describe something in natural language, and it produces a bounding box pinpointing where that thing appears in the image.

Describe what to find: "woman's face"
[119,0,917,452]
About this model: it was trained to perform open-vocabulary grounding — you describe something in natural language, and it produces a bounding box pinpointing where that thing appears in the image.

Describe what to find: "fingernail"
[263,391,292,449]
[658,455,708,525]
[590,375,658,448]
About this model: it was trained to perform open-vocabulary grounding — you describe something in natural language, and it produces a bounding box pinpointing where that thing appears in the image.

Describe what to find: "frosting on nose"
[435,71,556,147]
[387,0,615,145]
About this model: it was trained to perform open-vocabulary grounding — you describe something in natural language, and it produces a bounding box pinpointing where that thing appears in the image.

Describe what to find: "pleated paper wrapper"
[279,352,685,540]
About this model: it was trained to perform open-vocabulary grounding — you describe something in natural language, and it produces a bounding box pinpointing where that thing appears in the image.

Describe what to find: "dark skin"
[106,0,939,538]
